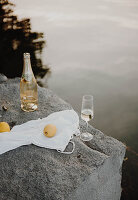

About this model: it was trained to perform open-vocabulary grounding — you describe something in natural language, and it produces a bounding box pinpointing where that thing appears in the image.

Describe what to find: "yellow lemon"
[0,122,10,133]
[43,124,57,138]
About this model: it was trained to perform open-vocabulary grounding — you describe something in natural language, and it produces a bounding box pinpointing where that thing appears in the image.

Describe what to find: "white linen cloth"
[0,110,80,155]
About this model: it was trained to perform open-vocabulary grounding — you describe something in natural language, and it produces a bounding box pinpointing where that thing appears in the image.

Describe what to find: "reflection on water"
[2,0,138,199]
[0,0,49,78]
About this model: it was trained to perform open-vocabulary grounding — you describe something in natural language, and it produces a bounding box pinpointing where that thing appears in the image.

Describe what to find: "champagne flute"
[80,95,94,141]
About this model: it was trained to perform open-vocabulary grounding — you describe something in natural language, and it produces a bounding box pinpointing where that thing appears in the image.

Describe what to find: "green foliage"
[0,0,48,78]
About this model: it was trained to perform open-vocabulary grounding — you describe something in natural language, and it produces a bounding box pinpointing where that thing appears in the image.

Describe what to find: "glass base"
[80,132,93,141]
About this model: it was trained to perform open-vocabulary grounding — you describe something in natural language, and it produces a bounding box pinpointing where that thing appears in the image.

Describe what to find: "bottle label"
[22,73,32,81]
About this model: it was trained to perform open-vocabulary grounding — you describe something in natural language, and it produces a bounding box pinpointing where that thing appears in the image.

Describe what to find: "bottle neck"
[23,57,33,74]
[22,53,34,81]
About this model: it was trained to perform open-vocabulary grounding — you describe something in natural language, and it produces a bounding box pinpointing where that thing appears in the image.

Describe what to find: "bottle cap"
[24,53,30,58]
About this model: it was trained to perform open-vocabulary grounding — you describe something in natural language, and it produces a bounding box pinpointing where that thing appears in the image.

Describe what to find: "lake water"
[14,0,138,198]
[14,0,138,151]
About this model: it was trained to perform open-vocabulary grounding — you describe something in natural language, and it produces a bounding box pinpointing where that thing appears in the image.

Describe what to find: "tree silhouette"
[0,0,49,78]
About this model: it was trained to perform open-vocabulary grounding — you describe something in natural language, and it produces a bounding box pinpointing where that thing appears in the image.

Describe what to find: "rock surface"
[0,78,126,200]
[0,73,7,83]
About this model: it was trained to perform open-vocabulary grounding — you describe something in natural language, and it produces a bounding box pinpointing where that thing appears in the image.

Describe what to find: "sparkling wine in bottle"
[20,53,38,112]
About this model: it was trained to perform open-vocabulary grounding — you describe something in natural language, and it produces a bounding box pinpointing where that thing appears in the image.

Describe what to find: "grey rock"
[0,74,7,83]
[0,78,126,200]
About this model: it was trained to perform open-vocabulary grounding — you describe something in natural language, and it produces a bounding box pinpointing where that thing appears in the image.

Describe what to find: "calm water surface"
[14,0,138,152]
[14,0,138,198]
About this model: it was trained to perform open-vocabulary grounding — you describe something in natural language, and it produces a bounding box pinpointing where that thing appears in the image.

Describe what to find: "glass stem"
[86,121,88,132]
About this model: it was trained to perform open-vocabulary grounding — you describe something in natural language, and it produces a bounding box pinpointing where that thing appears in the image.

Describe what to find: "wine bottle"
[20,53,38,112]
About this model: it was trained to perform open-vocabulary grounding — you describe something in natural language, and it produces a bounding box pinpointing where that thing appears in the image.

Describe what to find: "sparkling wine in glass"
[80,95,94,141]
